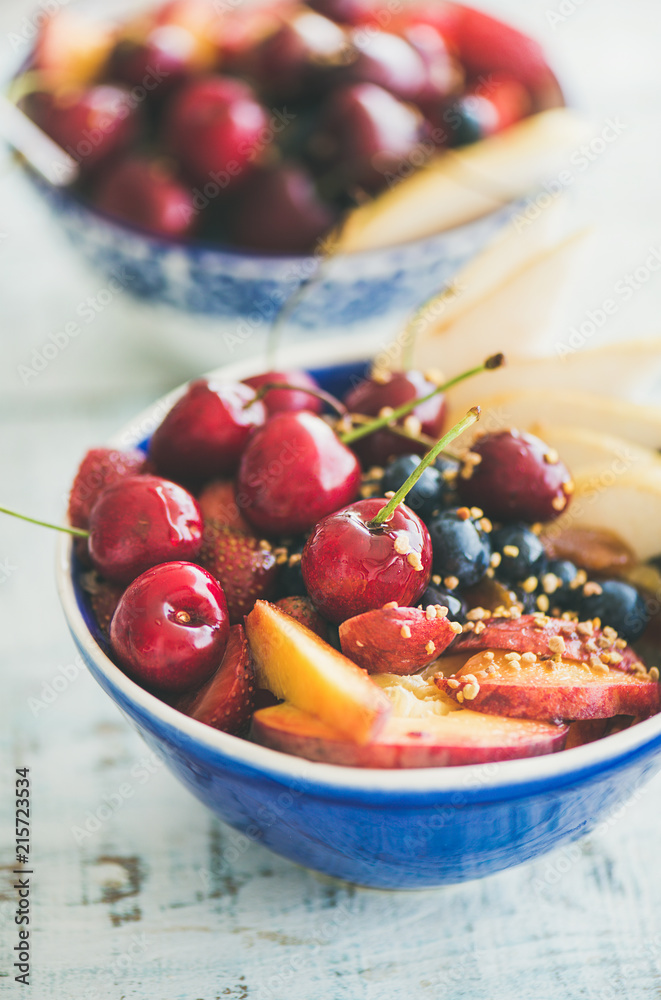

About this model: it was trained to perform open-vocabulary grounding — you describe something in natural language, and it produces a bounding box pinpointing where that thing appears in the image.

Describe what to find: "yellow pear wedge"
[548,466,661,561]
[334,108,592,253]
[527,423,661,479]
[444,341,661,425]
[447,389,661,451]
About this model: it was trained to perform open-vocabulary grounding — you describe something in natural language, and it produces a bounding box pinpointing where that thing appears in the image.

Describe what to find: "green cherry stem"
[339,353,503,445]
[367,407,481,528]
[0,506,88,538]
[245,382,347,417]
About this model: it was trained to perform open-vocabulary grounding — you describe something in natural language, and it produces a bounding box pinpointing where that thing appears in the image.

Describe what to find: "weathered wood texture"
[2,0,661,996]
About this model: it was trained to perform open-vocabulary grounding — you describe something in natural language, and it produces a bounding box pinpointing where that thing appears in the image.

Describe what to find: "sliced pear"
[445,388,661,452]
[244,601,391,744]
[547,465,661,561]
[334,108,592,253]
[527,423,661,479]
[443,339,661,419]
[408,227,589,375]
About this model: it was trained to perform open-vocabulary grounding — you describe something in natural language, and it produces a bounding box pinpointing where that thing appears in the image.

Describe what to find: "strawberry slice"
[276,596,329,640]
[178,624,255,734]
[68,447,147,529]
[198,521,278,624]
[447,614,644,674]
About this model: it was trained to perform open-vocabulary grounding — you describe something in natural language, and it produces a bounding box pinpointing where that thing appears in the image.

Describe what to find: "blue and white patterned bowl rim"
[55,336,661,799]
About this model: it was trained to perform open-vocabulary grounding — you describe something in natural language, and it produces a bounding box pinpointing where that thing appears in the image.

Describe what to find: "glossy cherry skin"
[237,411,362,536]
[318,82,425,193]
[88,475,204,584]
[149,379,266,487]
[110,561,229,694]
[243,369,324,415]
[162,76,268,187]
[94,157,195,238]
[250,9,348,100]
[68,446,147,530]
[23,85,138,172]
[457,429,574,524]
[306,0,376,25]
[338,29,428,101]
[343,369,446,467]
[109,24,204,93]
[229,164,337,254]
[301,498,432,623]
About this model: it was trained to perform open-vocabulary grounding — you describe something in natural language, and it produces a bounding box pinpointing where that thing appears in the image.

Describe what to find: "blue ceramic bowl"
[26,170,520,333]
[56,343,661,889]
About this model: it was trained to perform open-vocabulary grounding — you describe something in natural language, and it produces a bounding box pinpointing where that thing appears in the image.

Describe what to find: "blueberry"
[447,96,487,146]
[576,580,649,643]
[419,585,465,623]
[382,454,442,520]
[542,559,579,608]
[491,523,546,585]
[427,508,491,589]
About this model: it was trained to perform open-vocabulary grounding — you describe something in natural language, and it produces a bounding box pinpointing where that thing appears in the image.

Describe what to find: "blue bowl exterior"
[68,627,661,889]
[61,357,661,890]
[27,171,521,329]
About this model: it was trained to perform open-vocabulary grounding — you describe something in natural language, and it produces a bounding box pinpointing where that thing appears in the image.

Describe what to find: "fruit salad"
[67,357,661,768]
[13,0,564,253]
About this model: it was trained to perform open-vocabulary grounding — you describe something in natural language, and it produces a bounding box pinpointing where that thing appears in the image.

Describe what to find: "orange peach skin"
[251,702,568,768]
[245,601,391,744]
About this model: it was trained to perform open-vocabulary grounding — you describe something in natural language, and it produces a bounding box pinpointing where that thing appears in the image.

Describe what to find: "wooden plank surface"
[2,0,661,997]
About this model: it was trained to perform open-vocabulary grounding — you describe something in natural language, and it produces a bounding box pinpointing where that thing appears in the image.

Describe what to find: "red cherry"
[109,24,202,93]
[318,82,425,193]
[301,497,432,623]
[243,369,324,415]
[251,9,348,100]
[237,411,362,536]
[307,0,377,25]
[339,29,428,101]
[23,85,139,172]
[148,379,266,487]
[229,163,337,255]
[457,429,574,524]
[88,475,203,584]
[110,561,229,694]
[68,447,147,530]
[343,369,446,466]
[94,157,196,238]
[162,76,268,187]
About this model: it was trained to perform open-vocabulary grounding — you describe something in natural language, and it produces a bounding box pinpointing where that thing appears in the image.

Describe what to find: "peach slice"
[178,624,254,734]
[435,650,660,721]
[251,701,567,768]
[244,601,391,743]
[447,614,644,673]
[339,605,456,674]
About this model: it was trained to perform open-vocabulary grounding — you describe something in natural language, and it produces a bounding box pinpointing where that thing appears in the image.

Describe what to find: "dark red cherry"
[88,475,204,584]
[237,411,362,535]
[94,156,195,238]
[110,561,229,693]
[343,369,446,467]
[243,369,324,415]
[338,29,428,101]
[317,82,425,193]
[403,22,463,103]
[23,85,138,172]
[162,76,268,187]
[250,9,348,100]
[306,0,376,25]
[148,379,266,487]
[109,24,202,93]
[229,164,337,255]
[301,497,432,623]
[457,429,574,524]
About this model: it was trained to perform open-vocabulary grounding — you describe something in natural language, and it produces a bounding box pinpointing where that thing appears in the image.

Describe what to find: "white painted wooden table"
[2,1,661,997]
